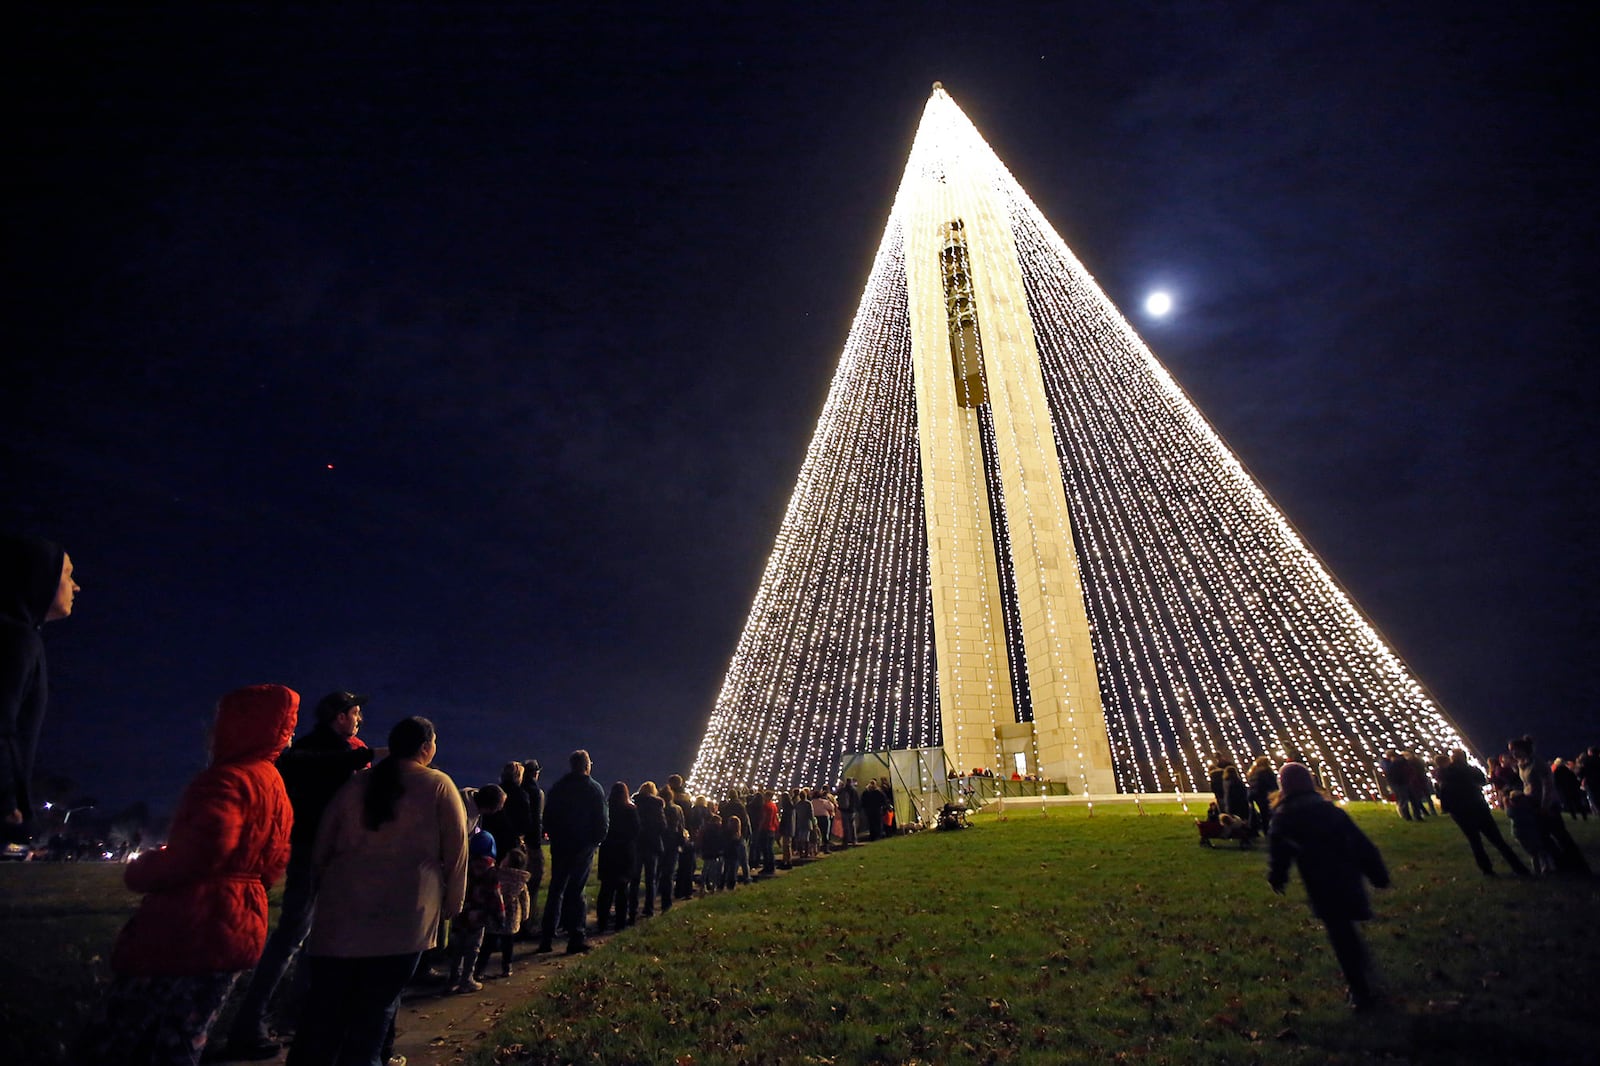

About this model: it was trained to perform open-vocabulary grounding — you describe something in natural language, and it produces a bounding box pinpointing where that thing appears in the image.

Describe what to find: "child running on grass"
[1267,762,1391,1011]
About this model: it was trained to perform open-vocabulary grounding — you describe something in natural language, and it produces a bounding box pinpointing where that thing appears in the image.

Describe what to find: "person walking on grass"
[1434,749,1530,877]
[1267,762,1391,1011]
[1509,735,1592,875]
[79,685,298,1066]
[536,749,608,955]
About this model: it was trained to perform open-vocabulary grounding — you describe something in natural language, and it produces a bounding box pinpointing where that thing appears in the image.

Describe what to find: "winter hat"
[469,828,497,860]
[1278,762,1316,796]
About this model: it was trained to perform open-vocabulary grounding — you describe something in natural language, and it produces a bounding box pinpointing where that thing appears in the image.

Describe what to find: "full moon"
[1145,291,1173,317]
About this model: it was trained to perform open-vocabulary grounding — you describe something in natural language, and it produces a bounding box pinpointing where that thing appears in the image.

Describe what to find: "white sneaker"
[388,1057,407,1066]
[456,975,483,992]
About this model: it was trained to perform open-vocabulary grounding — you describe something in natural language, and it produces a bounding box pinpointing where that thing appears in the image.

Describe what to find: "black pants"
[485,933,514,973]
[1449,806,1529,875]
[1322,918,1376,1005]
[596,870,631,928]
[1541,810,1593,874]
[1248,794,1272,833]
[674,846,695,899]
[287,953,418,1066]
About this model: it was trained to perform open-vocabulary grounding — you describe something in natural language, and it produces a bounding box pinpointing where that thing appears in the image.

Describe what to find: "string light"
[687,86,1472,798]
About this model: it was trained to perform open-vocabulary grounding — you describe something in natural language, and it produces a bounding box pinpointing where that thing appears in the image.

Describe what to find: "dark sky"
[6,3,1596,815]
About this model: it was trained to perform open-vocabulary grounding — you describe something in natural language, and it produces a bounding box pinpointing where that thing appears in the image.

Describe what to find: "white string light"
[688,87,1472,798]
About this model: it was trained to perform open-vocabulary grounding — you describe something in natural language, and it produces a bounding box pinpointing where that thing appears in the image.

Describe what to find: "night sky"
[7,3,1595,817]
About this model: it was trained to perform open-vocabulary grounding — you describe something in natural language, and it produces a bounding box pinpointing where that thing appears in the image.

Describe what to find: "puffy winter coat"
[488,864,533,936]
[111,684,298,976]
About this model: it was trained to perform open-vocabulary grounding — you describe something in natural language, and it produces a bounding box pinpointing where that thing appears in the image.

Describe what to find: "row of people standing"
[77,690,473,1066]
[76,686,556,1066]
[584,778,900,942]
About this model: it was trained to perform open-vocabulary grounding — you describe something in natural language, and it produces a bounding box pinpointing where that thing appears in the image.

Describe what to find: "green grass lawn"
[0,861,140,1064]
[473,804,1600,1066]
[3,806,1596,1065]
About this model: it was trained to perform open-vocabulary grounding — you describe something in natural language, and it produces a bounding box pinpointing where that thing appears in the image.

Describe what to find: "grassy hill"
[2,803,1596,1065]
[471,803,1599,1065]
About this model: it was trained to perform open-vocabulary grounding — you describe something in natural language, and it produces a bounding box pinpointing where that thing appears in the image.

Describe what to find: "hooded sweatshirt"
[110,684,299,976]
[0,534,66,824]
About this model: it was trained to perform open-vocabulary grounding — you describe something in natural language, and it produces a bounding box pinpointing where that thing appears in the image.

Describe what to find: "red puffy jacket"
[110,684,297,976]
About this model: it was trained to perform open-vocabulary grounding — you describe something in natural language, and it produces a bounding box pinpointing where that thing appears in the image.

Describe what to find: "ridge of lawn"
[473,803,1599,1066]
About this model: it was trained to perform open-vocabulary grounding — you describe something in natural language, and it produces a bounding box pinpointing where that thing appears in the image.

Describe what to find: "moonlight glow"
[1145,291,1173,316]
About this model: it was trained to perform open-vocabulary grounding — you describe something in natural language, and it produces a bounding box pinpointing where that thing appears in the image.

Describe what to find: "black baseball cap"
[315,690,369,721]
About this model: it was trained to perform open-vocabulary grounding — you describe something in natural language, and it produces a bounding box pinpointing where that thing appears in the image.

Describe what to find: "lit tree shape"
[689,86,1471,800]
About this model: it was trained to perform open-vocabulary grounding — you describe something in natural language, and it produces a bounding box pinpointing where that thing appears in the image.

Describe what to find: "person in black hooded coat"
[0,533,78,839]
[1268,762,1391,1010]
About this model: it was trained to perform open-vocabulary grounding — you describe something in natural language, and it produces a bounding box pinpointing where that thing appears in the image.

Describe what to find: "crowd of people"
[4,537,1595,1060]
[54,674,903,1066]
[1215,739,1597,1014]
[1380,740,1596,877]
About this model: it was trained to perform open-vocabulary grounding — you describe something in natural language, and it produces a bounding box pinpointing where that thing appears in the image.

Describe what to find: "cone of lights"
[688,85,1472,801]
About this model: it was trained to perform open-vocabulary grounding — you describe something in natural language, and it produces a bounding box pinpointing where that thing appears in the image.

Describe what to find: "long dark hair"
[363,716,435,831]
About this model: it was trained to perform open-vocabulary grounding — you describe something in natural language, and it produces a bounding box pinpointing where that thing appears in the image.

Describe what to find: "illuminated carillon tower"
[687,84,1473,801]
[903,107,1116,794]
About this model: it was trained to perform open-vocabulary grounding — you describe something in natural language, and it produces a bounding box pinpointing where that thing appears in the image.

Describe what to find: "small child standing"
[698,815,725,895]
[481,843,532,978]
[448,828,503,993]
[723,813,748,889]
[1505,789,1553,874]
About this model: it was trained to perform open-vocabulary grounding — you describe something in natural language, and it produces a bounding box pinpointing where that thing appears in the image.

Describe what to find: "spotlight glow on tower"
[687,86,1471,800]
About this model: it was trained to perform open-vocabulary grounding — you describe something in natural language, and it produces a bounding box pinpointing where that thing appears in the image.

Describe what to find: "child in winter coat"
[480,843,532,978]
[1505,789,1553,874]
[79,685,298,1066]
[723,813,748,889]
[448,828,504,992]
[1267,762,1391,1011]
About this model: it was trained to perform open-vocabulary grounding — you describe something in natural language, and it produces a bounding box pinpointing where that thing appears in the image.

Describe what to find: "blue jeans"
[286,953,418,1066]
[540,844,596,947]
[229,851,316,1043]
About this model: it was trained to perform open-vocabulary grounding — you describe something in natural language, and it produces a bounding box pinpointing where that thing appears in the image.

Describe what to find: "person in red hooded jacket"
[79,683,298,1066]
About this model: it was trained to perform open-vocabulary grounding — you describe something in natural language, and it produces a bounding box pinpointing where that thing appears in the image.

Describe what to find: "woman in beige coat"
[287,716,468,1066]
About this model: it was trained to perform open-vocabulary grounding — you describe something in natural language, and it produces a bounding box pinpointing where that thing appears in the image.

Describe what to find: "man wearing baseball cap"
[220,691,376,1060]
